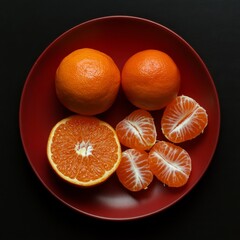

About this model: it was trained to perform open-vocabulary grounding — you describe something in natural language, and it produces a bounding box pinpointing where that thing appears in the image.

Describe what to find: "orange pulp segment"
[116,149,153,191]
[115,109,157,151]
[148,141,191,187]
[161,95,208,143]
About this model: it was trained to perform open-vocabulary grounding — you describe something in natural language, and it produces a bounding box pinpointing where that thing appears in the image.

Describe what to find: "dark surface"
[1,0,240,239]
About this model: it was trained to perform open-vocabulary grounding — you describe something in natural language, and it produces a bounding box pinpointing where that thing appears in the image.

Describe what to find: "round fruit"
[55,48,120,116]
[121,49,181,110]
[47,115,122,187]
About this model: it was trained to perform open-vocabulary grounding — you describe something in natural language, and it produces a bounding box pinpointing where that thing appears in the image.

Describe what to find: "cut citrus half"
[148,141,191,187]
[161,95,208,143]
[116,149,153,191]
[115,109,157,151]
[47,115,122,187]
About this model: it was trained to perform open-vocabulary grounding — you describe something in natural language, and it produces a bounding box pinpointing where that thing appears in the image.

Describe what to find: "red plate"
[19,16,220,220]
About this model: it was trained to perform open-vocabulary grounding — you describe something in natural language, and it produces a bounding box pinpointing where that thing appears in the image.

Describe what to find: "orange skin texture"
[55,48,121,115]
[121,49,181,110]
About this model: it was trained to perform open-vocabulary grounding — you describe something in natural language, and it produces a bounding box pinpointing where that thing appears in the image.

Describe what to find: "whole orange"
[121,49,181,110]
[55,48,120,115]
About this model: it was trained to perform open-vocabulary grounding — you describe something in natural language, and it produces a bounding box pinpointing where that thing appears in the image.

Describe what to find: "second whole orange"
[121,49,181,111]
[55,48,121,116]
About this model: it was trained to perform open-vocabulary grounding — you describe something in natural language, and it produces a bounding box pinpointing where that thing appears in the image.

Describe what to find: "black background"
[1,0,240,239]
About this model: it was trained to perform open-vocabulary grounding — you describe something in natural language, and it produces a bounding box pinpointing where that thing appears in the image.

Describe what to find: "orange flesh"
[116,149,153,191]
[148,141,191,187]
[48,115,121,185]
[161,95,208,143]
[116,109,157,150]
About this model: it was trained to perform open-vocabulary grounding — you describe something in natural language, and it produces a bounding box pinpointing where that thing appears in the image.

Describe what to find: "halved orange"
[161,95,208,143]
[116,149,153,191]
[47,115,122,187]
[148,141,191,187]
[115,109,157,151]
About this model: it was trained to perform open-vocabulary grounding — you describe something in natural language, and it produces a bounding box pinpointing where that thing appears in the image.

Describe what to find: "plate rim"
[19,15,221,221]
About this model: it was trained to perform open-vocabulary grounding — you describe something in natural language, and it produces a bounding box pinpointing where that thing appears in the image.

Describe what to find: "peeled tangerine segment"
[161,95,208,143]
[116,109,157,150]
[148,141,191,187]
[116,149,153,192]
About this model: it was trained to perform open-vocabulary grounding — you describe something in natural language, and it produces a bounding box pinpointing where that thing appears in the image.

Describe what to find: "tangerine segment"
[47,115,121,187]
[161,95,208,143]
[116,109,157,151]
[148,141,191,187]
[116,149,153,192]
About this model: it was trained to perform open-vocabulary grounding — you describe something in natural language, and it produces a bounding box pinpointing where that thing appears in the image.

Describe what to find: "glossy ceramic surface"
[19,16,220,220]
